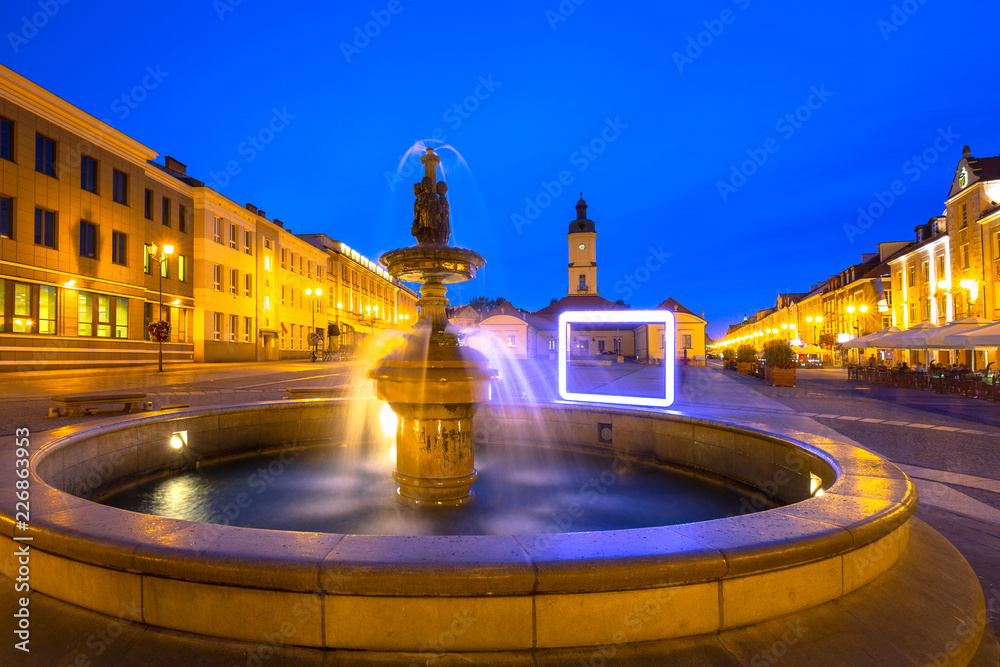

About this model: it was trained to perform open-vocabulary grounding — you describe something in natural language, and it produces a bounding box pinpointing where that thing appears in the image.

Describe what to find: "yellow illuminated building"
[0,64,415,369]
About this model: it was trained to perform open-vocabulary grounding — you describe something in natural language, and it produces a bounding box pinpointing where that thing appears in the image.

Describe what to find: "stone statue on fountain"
[410,150,451,245]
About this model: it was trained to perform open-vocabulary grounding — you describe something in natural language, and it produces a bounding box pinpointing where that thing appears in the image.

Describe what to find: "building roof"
[534,294,623,316]
[655,298,705,321]
[448,304,481,321]
[482,300,524,320]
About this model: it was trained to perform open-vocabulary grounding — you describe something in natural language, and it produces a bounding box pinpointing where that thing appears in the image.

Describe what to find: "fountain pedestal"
[369,153,490,505]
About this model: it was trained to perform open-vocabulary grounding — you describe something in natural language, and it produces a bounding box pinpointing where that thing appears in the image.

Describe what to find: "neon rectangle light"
[558,310,675,408]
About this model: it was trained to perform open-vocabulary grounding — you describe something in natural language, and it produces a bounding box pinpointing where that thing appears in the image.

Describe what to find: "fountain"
[1,150,995,663]
[368,147,491,506]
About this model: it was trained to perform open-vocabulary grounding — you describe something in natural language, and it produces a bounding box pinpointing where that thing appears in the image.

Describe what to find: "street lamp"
[305,287,323,362]
[145,242,174,372]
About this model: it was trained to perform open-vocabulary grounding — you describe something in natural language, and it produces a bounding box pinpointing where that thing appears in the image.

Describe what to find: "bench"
[284,387,348,400]
[50,393,148,418]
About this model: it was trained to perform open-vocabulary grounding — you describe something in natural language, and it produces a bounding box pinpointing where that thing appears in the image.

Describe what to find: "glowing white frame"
[558,310,675,408]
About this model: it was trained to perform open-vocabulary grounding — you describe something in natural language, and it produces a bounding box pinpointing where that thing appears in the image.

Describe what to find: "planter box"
[737,362,754,374]
[771,367,796,387]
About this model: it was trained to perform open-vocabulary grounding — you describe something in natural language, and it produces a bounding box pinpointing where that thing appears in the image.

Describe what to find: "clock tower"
[568,194,598,295]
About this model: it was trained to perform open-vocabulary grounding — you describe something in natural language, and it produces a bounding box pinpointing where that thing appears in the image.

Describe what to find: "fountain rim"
[2,399,916,599]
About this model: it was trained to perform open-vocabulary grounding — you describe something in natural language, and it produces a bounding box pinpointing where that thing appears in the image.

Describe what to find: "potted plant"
[722,347,736,370]
[736,344,756,374]
[763,340,796,387]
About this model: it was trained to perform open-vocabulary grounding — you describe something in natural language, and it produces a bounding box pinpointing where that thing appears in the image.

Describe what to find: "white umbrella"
[842,326,901,349]
[873,322,938,349]
[924,317,993,348]
[957,322,1000,347]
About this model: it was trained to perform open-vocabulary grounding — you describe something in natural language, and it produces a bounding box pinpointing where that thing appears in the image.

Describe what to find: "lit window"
[38,285,56,335]
[178,255,187,282]
[115,298,127,338]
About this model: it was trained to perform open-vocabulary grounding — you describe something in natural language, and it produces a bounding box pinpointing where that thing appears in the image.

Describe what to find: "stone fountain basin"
[0,400,919,653]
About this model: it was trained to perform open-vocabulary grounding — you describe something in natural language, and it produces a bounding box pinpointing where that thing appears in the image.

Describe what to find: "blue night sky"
[2,0,998,338]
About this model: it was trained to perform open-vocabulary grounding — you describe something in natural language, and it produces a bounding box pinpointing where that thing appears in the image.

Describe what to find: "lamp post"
[305,287,323,362]
[145,242,174,372]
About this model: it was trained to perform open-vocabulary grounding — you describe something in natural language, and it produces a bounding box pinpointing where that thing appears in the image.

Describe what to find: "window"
[144,302,152,340]
[299,256,304,274]
[144,245,150,274]
[316,265,322,280]
[995,229,1000,259]
[13,282,30,332]
[144,189,154,220]
[578,274,586,290]
[160,256,168,279]
[178,255,187,282]
[281,285,285,306]
[229,314,238,342]
[244,273,252,297]
[115,298,127,338]
[230,268,238,295]
[162,197,171,227]
[264,238,272,250]
[214,217,223,243]
[908,302,915,323]
[960,203,968,229]
[179,205,186,233]
[78,292,122,338]
[264,256,271,271]
[244,230,252,254]
[281,248,287,268]
[244,316,252,343]
[342,264,348,280]
[921,260,929,283]
[937,254,946,278]
[112,170,128,205]
[79,221,97,258]
[81,155,97,193]
[961,243,970,269]
[907,265,915,288]
[230,223,238,249]
[0,280,55,335]
[0,196,11,239]
[682,334,693,349]
[0,117,12,161]
[214,313,223,341]
[112,231,127,265]
[39,285,56,334]
[895,270,902,291]
[35,134,55,176]
[214,264,223,291]
[923,298,931,320]
[506,334,516,348]
[34,208,55,248]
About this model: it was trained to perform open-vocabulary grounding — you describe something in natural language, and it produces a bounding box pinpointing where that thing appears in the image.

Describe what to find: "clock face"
[578,243,586,251]
[959,167,968,188]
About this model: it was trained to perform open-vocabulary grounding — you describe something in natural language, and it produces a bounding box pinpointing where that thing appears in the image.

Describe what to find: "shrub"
[722,347,735,360]
[736,344,756,363]
[763,340,795,369]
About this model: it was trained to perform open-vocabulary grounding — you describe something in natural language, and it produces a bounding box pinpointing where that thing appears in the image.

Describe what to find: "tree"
[614,298,631,309]
[549,297,558,306]
[468,296,509,313]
